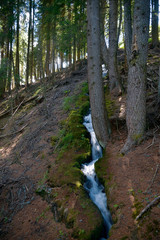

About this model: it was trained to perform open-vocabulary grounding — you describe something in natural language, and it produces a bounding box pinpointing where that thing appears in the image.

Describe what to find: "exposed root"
[120,137,135,155]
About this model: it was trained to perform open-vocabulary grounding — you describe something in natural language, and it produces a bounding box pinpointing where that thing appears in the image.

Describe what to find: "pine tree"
[87,0,110,148]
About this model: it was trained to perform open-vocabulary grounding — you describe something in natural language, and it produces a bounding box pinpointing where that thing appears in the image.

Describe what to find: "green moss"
[71,190,103,239]
[120,236,129,240]
[95,152,111,192]
[63,96,77,111]
[21,102,35,112]
[33,87,42,97]
[50,158,85,187]
[132,200,143,219]
[105,96,116,118]
[132,133,143,144]
[50,135,59,146]
[73,152,91,168]
[41,152,45,159]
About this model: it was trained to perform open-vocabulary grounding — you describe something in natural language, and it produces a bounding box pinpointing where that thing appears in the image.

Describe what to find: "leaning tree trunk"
[152,0,159,47]
[87,0,110,148]
[108,0,121,92]
[121,0,150,154]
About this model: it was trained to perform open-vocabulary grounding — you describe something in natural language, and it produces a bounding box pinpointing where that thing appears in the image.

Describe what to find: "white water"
[81,113,112,239]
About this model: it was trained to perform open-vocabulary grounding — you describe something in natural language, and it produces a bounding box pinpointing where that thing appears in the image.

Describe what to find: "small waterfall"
[81,113,112,239]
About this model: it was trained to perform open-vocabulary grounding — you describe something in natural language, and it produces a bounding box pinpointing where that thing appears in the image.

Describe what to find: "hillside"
[0,49,160,240]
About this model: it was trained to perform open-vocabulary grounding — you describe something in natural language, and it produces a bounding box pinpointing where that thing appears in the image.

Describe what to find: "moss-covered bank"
[47,82,104,239]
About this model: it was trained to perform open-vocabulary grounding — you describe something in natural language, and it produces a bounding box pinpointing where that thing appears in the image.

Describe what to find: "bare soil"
[105,123,160,240]
[0,66,87,240]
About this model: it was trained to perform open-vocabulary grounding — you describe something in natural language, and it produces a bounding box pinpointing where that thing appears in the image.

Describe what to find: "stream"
[81,112,112,239]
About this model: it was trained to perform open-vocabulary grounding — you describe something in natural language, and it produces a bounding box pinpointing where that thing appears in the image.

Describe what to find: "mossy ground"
[47,82,104,239]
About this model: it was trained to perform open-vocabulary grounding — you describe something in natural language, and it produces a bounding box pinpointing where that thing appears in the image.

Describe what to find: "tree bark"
[8,28,13,94]
[121,0,150,154]
[26,0,32,87]
[15,0,20,89]
[73,2,78,70]
[108,0,121,91]
[117,0,122,48]
[87,0,110,148]
[30,0,35,83]
[100,0,109,68]
[60,52,63,70]
[52,20,56,74]
[68,6,72,66]
[124,0,132,66]
[45,24,51,76]
[152,0,159,47]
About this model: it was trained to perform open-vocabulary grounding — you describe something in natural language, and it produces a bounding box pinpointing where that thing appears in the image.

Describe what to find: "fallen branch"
[145,135,155,150]
[144,163,159,193]
[0,95,42,120]
[0,108,11,118]
[0,123,28,139]
[136,196,160,221]
[0,99,25,130]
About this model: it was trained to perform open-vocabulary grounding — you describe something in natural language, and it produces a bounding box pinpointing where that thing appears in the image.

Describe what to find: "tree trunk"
[152,0,159,47]
[8,29,13,94]
[121,0,150,154]
[100,0,109,68]
[60,52,63,70]
[124,0,132,66]
[77,46,80,61]
[30,0,35,83]
[117,0,122,48]
[108,0,121,91]
[73,2,77,70]
[45,25,51,76]
[68,6,72,66]
[26,0,32,87]
[15,0,20,89]
[52,37,55,74]
[87,0,110,148]
[73,36,76,70]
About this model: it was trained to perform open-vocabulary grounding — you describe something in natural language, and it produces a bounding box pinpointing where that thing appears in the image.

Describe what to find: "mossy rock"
[50,162,84,187]
[73,152,91,168]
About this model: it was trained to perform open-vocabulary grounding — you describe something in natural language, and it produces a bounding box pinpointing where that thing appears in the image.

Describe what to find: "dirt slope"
[0,66,88,240]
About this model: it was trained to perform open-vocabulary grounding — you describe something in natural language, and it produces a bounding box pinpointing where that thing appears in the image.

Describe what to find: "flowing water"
[81,113,112,239]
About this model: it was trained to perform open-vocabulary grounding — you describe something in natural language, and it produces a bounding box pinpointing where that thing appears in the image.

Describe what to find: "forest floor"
[0,49,160,240]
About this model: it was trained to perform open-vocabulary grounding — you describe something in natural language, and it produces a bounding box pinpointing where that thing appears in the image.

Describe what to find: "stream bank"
[95,120,160,240]
[0,65,106,240]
